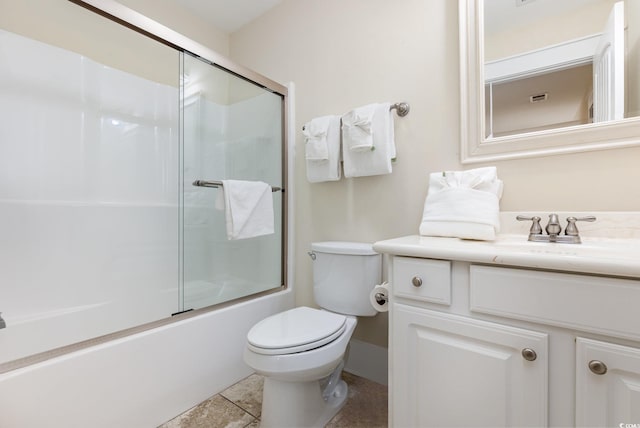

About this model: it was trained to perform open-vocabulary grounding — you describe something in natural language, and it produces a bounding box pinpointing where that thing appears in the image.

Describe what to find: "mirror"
[460,0,640,163]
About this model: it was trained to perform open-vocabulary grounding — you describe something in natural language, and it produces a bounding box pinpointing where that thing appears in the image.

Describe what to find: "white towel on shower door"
[221,180,274,240]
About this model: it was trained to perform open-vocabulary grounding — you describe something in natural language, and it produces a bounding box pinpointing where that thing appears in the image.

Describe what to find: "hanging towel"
[419,167,503,241]
[303,116,331,160]
[220,179,274,240]
[305,115,342,182]
[341,102,396,178]
[342,104,375,152]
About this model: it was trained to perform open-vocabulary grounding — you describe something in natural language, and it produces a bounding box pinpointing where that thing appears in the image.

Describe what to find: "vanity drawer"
[470,265,640,341]
[393,257,451,305]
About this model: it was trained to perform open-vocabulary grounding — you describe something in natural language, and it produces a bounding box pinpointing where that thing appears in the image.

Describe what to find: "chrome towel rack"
[193,180,283,193]
[302,101,410,130]
[390,102,410,117]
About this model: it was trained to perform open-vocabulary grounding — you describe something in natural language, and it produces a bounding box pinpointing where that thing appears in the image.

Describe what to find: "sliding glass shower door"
[0,1,286,366]
[0,13,181,364]
[181,54,284,311]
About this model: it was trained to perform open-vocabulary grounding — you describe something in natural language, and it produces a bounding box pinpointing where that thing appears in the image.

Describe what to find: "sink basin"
[373,233,640,278]
[492,234,640,261]
[373,212,640,278]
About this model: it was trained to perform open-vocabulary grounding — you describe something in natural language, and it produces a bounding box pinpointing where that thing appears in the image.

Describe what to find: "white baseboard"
[344,339,388,386]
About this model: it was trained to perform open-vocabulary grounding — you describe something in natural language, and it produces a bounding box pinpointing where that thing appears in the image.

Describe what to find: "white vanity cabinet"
[576,338,640,427]
[393,303,548,427]
[377,239,640,428]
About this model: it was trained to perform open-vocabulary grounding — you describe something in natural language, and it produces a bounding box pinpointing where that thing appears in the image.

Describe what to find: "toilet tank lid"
[311,241,378,256]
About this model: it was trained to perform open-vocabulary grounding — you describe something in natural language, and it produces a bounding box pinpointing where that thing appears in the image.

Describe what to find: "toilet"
[243,241,381,428]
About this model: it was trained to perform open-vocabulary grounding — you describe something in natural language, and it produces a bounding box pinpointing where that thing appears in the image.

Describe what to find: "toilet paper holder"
[370,282,390,313]
[374,292,387,305]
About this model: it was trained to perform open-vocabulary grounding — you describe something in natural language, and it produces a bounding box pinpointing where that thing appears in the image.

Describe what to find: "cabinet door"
[391,304,548,428]
[576,337,640,427]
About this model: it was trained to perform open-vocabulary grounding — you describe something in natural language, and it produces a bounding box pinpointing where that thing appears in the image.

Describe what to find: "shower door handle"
[193,180,282,192]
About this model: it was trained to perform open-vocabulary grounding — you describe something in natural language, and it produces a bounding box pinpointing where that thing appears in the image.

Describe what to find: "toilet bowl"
[244,307,357,381]
[243,242,381,428]
[244,307,357,427]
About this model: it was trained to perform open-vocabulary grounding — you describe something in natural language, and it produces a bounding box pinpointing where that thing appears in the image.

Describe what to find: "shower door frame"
[0,0,289,377]
[69,0,289,298]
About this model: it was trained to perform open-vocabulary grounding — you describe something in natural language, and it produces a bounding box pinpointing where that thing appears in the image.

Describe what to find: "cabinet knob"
[411,276,423,287]
[521,348,537,361]
[588,360,607,375]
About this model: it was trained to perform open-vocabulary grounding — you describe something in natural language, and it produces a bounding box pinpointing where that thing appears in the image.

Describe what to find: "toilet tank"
[311,241,381,316]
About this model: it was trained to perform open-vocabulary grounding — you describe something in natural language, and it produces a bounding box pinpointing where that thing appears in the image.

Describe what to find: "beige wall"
[229,0,640,348]
[9,0,640,349]
[0,0,179,86]
[230,0,460,347]
[486,0,640,119]
[116,0,229,56]
[485,0,617,61]
[0,0,228,87]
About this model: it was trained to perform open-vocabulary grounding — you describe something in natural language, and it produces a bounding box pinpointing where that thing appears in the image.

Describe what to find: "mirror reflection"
[483,0,639,138]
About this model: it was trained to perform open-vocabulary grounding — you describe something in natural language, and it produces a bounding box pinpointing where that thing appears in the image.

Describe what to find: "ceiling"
[173,0,283,34]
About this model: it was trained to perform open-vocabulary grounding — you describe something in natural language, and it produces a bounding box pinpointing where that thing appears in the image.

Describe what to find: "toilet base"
[260,364,348,427]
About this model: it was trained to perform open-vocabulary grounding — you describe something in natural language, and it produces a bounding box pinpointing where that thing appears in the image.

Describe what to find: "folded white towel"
[419,167,503,241]
[342,104,375,152]
[342,102,396,178]
[303,116,331,160]
[220,180,274,240]
[305,115,341,182]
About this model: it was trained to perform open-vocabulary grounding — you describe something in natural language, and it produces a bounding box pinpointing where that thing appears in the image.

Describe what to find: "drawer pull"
[411,276,423,287]
[521,348,537,361]
[588,360,607,375]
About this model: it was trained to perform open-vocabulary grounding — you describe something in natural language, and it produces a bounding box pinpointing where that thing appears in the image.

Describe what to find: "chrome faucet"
[517,214,596,244]
[545,214,562,240]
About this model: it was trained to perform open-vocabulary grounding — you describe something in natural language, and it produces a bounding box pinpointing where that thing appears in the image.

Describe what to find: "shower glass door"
[0,3,181,365]
[181,53,284,310]
[0,0,287,368]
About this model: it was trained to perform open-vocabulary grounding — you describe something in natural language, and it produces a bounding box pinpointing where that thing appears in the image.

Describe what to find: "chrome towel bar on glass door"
[193,180,283,192]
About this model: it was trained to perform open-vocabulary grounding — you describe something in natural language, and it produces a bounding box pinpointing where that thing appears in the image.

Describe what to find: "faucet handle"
[565,216,596,236]
[516,215,542,235]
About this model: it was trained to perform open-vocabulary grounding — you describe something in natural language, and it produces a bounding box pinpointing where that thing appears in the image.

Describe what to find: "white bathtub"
[0,287,293,427]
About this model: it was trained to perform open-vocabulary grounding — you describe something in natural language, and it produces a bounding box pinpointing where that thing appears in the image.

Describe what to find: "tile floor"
[159,371,388,428]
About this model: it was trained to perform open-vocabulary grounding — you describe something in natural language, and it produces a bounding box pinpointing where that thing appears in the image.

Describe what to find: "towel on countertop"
[419,167,503,241]
[305,115,342,182]
[341,102,396,178]
[219,179,274,240]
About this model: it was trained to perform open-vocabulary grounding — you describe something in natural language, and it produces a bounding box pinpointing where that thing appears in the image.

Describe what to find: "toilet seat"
[247,307,347,355]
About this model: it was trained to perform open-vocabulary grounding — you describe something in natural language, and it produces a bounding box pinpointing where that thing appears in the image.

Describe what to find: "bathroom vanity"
[373,213,640,427]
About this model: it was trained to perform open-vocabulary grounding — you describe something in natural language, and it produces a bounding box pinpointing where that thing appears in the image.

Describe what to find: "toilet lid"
[247,307,347,355]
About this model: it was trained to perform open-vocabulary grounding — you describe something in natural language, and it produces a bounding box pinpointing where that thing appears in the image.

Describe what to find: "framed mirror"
[460,0,640,163]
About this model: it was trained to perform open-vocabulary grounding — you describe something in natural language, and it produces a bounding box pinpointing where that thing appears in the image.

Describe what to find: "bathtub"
[0,288,293,427]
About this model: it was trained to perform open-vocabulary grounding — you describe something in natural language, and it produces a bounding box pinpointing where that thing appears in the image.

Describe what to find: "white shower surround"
[0,24,296,426]
[0,29,287,364]
[0,29,180,364]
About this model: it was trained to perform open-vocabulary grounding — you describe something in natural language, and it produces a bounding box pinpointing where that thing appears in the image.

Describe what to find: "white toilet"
[243,241,381,428]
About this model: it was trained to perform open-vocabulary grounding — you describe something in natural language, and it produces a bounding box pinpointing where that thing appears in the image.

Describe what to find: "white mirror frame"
[460,0,640,164]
